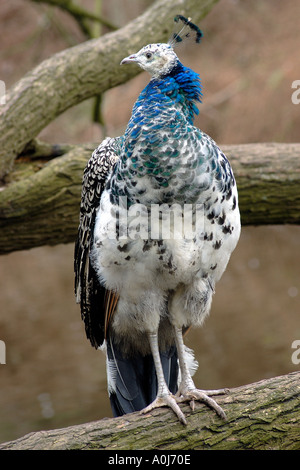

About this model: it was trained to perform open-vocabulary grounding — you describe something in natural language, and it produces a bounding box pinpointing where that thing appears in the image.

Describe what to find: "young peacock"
[75,16,241,424]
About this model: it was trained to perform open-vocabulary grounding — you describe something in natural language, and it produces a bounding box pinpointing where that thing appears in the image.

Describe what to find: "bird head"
[120,43,178,79]
[120,16,202,80]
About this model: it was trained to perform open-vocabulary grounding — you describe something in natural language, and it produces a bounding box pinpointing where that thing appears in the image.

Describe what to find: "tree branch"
[31,0,118,32]
[0,0,219,178]
[0,142,299,255]
[31,0,117,39]
[1,372,299,450]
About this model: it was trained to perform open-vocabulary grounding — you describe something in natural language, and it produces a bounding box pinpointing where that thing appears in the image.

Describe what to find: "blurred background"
[0,0,299,444]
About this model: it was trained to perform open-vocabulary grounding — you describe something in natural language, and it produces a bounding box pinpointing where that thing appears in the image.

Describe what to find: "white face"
[121,43,178,78]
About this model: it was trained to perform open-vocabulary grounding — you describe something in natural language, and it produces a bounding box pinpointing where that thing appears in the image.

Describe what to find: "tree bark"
[0,0,219,178]
[0,372,299,450]
[0,142,299,255]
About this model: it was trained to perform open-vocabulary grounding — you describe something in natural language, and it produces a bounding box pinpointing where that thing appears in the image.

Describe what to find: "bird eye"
[145,52,152,60]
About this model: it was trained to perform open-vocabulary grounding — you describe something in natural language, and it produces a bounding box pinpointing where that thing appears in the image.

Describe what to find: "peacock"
[74,16,241,425]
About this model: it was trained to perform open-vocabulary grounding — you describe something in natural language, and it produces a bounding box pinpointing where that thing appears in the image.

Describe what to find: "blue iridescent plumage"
[109,60,204,202]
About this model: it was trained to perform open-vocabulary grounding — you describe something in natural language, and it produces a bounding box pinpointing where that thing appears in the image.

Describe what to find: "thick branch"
[1,372,299,450]
[0,0,219,178]
[0,142,299,255]
[228,142,300,226]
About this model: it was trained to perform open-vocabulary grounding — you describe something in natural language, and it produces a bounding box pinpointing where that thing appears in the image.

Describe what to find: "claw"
[140,394,187,425]
[189,399,195,411]
[140,388,227,424]
[197,388,229,396]
[176,388,227,420]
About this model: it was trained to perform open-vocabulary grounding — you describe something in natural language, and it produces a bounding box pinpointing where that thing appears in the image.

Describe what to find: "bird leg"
[140,332,187,425]
[174,327,227,420]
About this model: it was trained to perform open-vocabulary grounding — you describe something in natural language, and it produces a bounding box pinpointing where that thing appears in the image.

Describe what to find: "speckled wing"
[74,137,120,348]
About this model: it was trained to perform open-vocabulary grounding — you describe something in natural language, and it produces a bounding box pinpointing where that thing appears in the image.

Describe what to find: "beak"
[120,54,138,65]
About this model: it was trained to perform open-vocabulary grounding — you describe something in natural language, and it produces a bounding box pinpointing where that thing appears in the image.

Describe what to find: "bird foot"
[140,393,187,425]
[176,387,228,420]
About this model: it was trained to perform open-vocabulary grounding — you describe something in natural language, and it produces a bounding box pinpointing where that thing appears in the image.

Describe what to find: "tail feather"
[106,337,178,417]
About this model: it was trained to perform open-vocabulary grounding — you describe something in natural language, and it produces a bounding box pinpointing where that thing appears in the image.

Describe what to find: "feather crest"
[169,15,203,48]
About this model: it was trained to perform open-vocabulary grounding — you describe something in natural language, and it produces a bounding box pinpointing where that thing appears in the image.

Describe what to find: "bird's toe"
[140,394,187,425]
[176,389,227,420]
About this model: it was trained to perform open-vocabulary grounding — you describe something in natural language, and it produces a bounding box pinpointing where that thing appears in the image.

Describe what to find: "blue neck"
[133,61,202,124]
[108,61,203,205]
